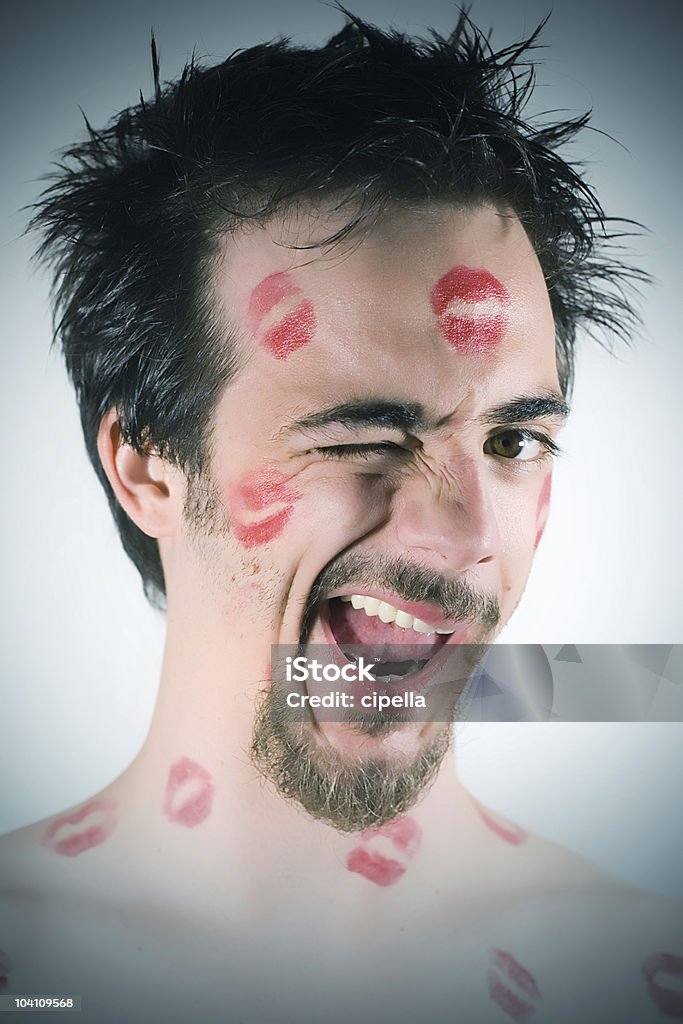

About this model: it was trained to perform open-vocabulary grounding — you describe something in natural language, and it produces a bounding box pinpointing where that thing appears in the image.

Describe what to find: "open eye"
[314,442,406,461]
[484,429,559,462]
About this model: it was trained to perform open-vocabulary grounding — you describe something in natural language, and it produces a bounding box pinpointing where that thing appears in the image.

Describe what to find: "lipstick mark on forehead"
[346,816,422,886]
[430,266,510,354]
[476,802,527,845]
[534,472,552,550]
[0,950,13,991]
[487,948,542,1021]
[642,953,683,1019]
[229,468,300,549]
[42,799,117,858]
[248,271,316,359]
[163,757,215,829]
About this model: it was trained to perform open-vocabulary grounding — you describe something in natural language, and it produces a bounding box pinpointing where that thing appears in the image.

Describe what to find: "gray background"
[1,0,681,898]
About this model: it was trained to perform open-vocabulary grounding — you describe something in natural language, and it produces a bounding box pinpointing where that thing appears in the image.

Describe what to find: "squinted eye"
[315,442,405,461]
[484,429,559,462]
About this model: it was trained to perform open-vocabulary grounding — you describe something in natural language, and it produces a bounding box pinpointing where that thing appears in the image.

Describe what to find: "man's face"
[170,202,562,829]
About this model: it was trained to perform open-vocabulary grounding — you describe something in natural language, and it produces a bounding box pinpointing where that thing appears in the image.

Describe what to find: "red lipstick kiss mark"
[248,271,316,359]
[230,468,300,548]
[430,266,510,354]
[42,799,117,858]
[534,472,552,549]
[346,816,421,887]
[476,803,527,846]
[0,949,12,991]
[163,757,215,828]
[642,953,683,1019]
[487,948,542,1021]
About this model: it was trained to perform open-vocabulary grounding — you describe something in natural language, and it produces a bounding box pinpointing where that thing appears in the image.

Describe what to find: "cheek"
[430,265,510,354]
[533,472,552,549]
[163,757,215,828]
[227,469,301,549]
[248,271,316,359]
[41,799,117,857]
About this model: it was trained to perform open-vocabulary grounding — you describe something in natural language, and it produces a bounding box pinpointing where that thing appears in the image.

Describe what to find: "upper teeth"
[339,595,454,634]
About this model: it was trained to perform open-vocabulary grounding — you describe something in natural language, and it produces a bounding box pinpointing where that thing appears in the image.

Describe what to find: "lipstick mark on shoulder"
[346,816,421,887]
[0,949,13,991]
[42,799,117,858]
[476,803,527,846]
[229,468,300,548]
[487,948,542,1021]
[248,271,316,359]
[642,952,683,1019]
[430,266,510,354]
[163,757,215,828]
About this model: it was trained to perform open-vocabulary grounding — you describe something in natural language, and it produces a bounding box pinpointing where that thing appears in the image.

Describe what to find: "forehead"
[214,203,557,419]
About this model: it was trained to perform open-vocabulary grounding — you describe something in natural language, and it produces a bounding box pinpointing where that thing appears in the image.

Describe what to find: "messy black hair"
[30,10,643,604]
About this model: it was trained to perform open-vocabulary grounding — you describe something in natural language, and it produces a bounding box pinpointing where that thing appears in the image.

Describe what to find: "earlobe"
[96,409,180,539]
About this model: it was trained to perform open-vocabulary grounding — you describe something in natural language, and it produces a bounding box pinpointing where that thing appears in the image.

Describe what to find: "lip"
[42,799,117,858]
[642,953,683,1017]
[324,586,472,635]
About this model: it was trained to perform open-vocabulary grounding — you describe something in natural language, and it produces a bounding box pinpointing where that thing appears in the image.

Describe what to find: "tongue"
[328,598,445,652]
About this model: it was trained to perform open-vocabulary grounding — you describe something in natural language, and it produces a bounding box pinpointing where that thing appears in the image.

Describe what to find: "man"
[1,13,680,1023]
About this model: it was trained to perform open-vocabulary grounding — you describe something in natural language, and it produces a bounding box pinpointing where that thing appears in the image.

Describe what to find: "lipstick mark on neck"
[42,799,117,858]
[163,757,215,828]
[346,816,421,886]
[642,953,683,1019]
[430,266,510,353]
[0,950,13,991]
[476,802,527,846]
[229,468,300,548]
[487,948,542,1021]
[534,472,552,549]
[248,271,316,359]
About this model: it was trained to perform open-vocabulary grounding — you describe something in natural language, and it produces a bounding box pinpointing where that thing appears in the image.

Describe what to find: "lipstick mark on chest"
[248,271,316,359]
[534,472,552,549]
[346,816,421,886]
[476,803,527,846]
[642,953,683,1019]
[487,948,542,1021]
[229,468,300,548]
[42,799,117,858]
[163,757,215,828]
[0,950,13,991]
[430,266,510,354]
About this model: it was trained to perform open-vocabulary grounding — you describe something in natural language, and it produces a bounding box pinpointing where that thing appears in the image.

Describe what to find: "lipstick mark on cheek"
[248,271,316,359]
[476,803,527,846]
[41,799,117,858]
[642,953,683,1019]
[534,472,552,550]
[430,266,510,354]
[163,757,215,828]
[487,948,542,1021]
[229,469,300,549]
[0,950,13,991]
[346,816,422,887]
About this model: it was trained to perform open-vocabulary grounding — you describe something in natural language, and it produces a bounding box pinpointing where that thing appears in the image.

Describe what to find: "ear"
[96,409,182,538]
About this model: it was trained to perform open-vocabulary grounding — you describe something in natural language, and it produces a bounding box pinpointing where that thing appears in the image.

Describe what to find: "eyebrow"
[284,400,427,434]
[477,394,570,426]
[282,392,570,438]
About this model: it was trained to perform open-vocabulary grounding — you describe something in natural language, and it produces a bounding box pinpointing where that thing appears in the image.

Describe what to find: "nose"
[392,456,498,571]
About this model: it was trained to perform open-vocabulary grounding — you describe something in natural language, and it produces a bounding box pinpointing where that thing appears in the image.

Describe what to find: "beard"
[250,681,452,833]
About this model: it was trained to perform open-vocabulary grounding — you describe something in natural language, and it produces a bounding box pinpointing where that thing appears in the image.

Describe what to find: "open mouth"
[320,592,469,688]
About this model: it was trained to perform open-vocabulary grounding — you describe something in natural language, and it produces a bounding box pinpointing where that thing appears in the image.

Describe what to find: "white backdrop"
[1,0,681,900]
